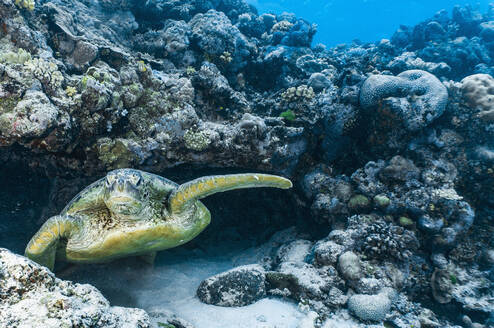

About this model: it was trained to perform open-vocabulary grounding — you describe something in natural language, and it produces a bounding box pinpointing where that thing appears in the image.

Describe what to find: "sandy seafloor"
[60,241,308,327]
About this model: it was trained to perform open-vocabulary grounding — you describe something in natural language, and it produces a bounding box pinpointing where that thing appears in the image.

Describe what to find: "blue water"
[247,0,491,46]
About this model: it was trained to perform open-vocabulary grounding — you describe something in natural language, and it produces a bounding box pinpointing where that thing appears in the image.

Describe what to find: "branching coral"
[24,58,63,91]
[351,216,419,261]
[0,48,31,64]
[15,0,34,11]
[271,20,294,33]
[281,85,315,103]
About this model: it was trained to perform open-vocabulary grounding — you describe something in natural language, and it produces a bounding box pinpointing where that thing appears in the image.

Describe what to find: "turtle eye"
[128,173,141,186]
[105,175,116,187]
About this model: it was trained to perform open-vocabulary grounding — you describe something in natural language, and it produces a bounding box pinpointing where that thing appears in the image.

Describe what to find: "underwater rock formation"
[196,264,266,307]
[0,248,150,327]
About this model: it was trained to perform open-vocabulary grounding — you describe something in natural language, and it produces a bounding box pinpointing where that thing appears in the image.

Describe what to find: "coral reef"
[0,0,493,327]
[0,248,150,327]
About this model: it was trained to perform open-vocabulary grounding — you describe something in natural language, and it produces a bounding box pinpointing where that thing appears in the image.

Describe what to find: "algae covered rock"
[189,9,255,72]
[461,73,494,109]
[197,264,266,307]
[0,0,493,326]
[0,90,71,149]
[275,239,313,264]
[266,261,335,301]
[312,240,345,267]
[96,138,142,169]
[0,248,150,328]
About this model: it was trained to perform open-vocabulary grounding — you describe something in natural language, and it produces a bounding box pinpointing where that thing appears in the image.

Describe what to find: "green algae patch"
[97,138,139,169]
[280,109,296,121]
[348,194,370,211]
[373,194,390,208]
[398,216,414,228]
[0,97,20,113]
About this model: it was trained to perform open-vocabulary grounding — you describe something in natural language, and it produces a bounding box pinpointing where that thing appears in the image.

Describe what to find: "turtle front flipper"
[25,215,77,271]
[168,173,292,214]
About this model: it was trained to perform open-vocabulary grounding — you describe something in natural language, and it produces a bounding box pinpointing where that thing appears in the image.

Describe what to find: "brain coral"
[460,74,494,121]
[359,70,448,131]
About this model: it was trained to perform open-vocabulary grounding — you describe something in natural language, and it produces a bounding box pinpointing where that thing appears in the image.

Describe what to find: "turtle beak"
[109,195,135,203]
[116,179,125,192]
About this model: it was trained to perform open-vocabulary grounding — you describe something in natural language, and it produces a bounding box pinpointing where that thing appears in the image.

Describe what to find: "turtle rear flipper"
[25,215,76,271]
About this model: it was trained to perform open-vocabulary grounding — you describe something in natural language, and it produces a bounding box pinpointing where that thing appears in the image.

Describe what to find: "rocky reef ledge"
[0,248,150,328]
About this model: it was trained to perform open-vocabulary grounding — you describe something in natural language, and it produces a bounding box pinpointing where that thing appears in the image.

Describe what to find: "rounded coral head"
[103,169,145,216]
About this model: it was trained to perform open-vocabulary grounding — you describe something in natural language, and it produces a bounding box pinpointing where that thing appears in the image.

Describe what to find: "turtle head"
[103,169,145,216]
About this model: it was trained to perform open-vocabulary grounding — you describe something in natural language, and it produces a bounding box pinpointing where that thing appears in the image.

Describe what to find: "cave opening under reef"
[0,159,323,326]
[0,160,321,254]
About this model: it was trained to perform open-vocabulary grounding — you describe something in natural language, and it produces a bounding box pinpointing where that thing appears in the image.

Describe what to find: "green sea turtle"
[25,169,292,270]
